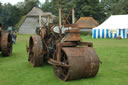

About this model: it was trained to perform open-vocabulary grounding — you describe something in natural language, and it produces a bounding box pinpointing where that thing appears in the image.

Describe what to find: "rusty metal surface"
[1,33,13,56]
[48,58,69,67]
[40,28,46,39]
[53,47,100,81]
[27,25,60,67]
[28,35,44,67]
[64,28,82,42]
[0,23,13,56]
[79,42,93,47]
[27,22,100,81]
[64,24,77,28]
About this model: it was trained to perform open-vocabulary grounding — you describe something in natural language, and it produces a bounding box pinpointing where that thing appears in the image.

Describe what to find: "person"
[12,31,17,44]
[8,26,12,33]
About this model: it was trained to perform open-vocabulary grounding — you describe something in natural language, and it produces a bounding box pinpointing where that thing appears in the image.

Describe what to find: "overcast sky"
[0,0,45,5]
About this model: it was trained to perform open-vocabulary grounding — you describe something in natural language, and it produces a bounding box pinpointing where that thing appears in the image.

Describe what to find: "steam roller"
[27,26,100,81]
[0,23,13,56]
[26,8,100,81]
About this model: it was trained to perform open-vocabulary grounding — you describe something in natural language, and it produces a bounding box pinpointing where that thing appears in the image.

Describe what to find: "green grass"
[0,34,128,85]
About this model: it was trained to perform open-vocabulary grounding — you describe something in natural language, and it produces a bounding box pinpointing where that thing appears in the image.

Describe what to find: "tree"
[110,0,128,15]
[74,0,106,23]
[42,0,106,23]
[1,3,22,29]
[101,0,119,16]
[41,0,51,12]
[42,0,73,15]
[15,2,25,9]
[0,2,2,23]
[41,0,74,24]
[24,0,40,14]
[15,2,25,17]
[0,2,2,13]
[101,0,128,16]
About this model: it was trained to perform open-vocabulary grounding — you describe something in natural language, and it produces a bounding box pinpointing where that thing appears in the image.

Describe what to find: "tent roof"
[76,17,99,29]
[93,15,128,29]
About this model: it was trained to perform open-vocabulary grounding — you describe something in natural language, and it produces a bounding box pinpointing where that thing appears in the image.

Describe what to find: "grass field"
[0,34,128,85]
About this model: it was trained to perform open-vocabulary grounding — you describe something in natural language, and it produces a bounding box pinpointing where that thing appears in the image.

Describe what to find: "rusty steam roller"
[27,8,100,81]
[0,23,13,56]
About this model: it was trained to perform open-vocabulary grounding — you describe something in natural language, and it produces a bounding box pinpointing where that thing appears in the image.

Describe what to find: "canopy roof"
[76,17,99,29]
[93,15,128,29]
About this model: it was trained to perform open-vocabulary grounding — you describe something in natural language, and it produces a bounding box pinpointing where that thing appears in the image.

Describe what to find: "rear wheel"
[1,33,13,56]
[28,35,44,67]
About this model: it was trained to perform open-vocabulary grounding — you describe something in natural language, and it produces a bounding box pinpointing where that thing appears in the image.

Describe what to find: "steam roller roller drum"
[53,47,100,81]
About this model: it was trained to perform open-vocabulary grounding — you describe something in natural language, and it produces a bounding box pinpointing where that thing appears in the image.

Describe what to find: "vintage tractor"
[27,8,100,81]
[0,23,13,56]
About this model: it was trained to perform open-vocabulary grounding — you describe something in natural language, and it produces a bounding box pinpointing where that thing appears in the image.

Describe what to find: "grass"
[0,34,128,85]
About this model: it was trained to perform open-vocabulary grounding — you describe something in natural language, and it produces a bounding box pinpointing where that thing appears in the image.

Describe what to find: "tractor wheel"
[28,35,44,67]
[1,33,13,56]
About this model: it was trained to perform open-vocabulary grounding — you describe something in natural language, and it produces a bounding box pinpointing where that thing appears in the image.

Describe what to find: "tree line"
[0,0,39,29]
[0,0,128,30]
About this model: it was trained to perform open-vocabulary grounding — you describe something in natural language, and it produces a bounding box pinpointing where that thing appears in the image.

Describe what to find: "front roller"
[53,47,100,81]
[28,35,44,67]
[1,33,13,56]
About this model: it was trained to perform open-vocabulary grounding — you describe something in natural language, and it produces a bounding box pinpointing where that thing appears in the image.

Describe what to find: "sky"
[0,0,45,5]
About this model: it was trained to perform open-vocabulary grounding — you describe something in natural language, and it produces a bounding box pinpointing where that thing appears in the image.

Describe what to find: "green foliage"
[1,3,23,29]
[41,0,128,23]
[0,2,2,23]
[0,34,128,85]
[24,0,40,14]
[0,0,40,30]
[74,0,106,23]
[101,0,128,17]
[110,0,128,15]
[42,0,73,15]
[41,0,52,12]
[42,0,106,23]
[15,16,26,30]
[42,0,74,24]
[15,2,25,9]
[1,0,128,31]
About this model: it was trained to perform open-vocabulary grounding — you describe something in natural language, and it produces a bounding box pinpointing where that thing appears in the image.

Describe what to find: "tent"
[92,15,128,39]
